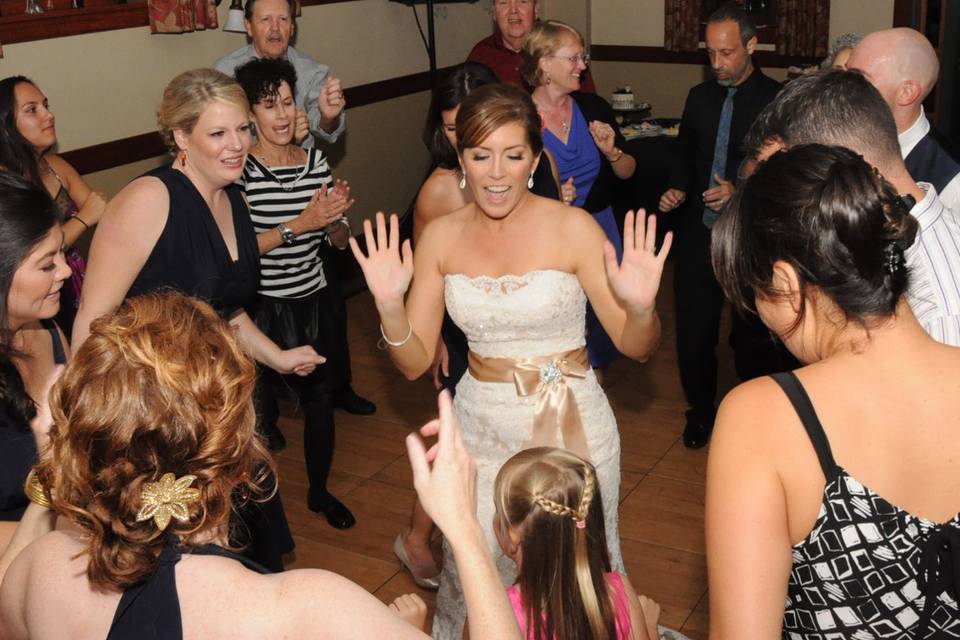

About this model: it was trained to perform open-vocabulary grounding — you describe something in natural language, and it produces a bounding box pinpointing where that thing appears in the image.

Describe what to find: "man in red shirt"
[466,0,596,92]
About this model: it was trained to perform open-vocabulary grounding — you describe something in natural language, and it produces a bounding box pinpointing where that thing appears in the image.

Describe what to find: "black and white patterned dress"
[772,372,960,640]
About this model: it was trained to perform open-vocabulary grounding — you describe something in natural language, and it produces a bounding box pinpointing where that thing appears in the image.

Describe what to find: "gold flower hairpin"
[136,473,200,531]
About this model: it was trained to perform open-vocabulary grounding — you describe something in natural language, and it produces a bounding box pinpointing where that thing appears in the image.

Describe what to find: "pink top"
[506,571,633,639]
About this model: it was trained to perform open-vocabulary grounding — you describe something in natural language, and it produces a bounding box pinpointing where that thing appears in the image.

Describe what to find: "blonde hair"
[521,20,586,88]
[36,292,274,592]
[494,447,617,640]
[157,68,250,155]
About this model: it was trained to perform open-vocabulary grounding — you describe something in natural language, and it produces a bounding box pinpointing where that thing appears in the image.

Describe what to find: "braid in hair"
[532,462,596,527]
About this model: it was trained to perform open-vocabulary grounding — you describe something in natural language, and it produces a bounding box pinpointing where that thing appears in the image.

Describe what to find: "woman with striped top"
[236,58,357,529]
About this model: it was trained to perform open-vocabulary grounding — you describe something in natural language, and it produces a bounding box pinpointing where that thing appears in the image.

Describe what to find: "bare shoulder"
[44,154,81,183]
[415,169,466,234]
[417,168,460,208]
[180,566,423,639]
[3,530,89,600]
[712,375,799,459]
[546,201,608,250]
[101,176,169,231]
[418,200,471,247]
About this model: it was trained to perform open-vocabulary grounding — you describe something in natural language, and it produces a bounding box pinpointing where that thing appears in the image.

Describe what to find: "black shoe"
[682,409,714,449]
[263,428,287,452]
[308,490,356,529]
[335,386,376,415]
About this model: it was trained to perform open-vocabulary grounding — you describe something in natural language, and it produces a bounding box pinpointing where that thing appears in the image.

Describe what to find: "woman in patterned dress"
[707,144,960,638]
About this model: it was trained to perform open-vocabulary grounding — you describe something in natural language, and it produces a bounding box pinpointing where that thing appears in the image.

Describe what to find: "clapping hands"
[293,180,354,234]
[603,210,672,315]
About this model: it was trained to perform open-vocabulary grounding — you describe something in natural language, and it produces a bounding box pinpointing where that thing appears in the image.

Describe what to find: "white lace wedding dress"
[432,269,624,639]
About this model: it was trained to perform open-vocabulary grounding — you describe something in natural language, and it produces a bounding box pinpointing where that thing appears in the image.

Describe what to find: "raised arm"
[71,177,168,347]
[408,392,523,640]
[574,209,671,362]
[349,212,446,380]
[706,380,794,639]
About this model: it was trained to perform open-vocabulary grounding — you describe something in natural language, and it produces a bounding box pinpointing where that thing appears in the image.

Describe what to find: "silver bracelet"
[378,321,413,349]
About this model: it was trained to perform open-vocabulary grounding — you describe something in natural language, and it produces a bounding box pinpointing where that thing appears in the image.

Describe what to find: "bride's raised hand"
[349,212,413,310]
[604,209,672,315]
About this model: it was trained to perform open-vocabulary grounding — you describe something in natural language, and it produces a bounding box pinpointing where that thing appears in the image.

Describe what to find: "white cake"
[612,86,635,110]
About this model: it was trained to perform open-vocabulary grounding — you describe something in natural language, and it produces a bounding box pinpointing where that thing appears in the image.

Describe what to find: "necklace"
[534,94,571,135]
[253,147,309,192]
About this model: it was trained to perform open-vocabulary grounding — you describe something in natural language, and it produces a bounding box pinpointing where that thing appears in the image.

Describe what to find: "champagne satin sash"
[467,347,591,458]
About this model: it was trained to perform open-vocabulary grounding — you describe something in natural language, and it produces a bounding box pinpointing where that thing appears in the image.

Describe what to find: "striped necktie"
[703,86,737,228]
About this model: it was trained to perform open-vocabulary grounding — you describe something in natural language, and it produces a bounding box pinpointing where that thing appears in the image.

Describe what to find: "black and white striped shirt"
[241,149,333,299]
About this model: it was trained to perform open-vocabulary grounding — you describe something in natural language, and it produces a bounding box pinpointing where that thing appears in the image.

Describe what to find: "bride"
[350,83,671,637]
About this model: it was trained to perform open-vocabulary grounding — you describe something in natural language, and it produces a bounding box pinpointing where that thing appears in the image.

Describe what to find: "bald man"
[848,28,960,211]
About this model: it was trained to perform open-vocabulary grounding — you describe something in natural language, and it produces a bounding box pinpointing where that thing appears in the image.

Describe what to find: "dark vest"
[905,130,960,194]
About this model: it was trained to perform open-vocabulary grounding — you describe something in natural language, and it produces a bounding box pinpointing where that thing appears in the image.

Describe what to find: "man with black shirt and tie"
[659,2,791,448]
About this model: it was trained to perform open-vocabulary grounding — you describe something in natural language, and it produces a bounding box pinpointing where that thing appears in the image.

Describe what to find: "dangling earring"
[527,173,535,189]
[179,150,187,168]
[459,173,466,190]
[545,73,552,85]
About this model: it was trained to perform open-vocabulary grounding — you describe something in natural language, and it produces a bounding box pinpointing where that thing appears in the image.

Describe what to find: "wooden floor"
[273,265,739,639]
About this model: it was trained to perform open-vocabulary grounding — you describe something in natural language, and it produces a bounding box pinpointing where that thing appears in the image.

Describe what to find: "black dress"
[126,165,294,571]
[128,166,259,317]
[106,537,271,640]
[0,320,66,521]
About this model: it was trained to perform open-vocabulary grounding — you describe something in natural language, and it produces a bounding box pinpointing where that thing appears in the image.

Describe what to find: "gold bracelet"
[607,148,624,163]
[24,470,52,509]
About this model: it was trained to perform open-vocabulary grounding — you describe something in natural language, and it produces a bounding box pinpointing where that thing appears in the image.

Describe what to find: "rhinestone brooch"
[539,362,563,385]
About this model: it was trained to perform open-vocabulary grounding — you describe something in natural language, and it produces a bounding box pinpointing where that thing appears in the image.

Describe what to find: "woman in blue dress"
[525,20,637,371]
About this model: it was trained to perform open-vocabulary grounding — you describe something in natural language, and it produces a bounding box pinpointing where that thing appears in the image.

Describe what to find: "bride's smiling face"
[460,121,539,219]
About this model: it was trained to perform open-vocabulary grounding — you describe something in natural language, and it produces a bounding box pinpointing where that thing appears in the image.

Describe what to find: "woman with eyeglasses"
[524,20,637,375]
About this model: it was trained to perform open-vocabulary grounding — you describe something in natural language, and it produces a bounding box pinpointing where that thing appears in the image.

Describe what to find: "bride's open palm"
[349,212,414,308]
[604,210,672,314]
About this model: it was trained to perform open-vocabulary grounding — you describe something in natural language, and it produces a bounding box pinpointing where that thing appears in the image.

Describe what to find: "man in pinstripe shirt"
[745,69,960,346]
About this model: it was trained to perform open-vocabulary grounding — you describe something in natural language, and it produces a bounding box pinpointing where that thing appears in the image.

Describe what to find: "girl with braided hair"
[489,447,661,640]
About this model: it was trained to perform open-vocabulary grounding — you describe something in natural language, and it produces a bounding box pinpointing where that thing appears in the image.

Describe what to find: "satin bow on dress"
[468,347,591,459]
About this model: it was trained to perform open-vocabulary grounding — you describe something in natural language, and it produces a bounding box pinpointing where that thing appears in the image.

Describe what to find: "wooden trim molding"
[591,44,820,69]
[61,66,450,175]
[892,0,918,28]
[60,131,167,176]
[0,0,350,48]
[0,4,148,45]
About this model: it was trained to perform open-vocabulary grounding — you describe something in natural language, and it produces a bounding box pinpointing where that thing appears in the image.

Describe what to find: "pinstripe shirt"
[904,183,960,346]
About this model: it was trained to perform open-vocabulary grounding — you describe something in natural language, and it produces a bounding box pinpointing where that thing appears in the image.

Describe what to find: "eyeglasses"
[549,53,590,65]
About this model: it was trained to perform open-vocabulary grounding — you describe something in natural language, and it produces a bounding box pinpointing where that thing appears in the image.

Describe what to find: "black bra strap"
[770,372,839,478]
[41,319,66,365]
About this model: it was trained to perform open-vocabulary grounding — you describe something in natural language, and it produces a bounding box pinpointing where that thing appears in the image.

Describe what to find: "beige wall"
[1,0,491,218]
[587,0,895,118]
[591,0,895,45]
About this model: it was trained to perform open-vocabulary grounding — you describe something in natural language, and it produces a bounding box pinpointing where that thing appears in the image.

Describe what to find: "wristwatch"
[277,222,296,245]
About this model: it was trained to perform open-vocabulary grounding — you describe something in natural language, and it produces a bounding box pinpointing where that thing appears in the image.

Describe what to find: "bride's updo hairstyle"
[712,143,918,333]
[455,83,543,157]
[35,292,273,591]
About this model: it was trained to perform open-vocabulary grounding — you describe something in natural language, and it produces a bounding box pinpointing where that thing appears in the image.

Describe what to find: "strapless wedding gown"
[432,269,624,639]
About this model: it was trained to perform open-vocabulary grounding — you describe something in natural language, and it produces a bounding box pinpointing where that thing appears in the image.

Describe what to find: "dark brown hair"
[455,83,543,157]
[712,144,918,332]
[494,447,618,640]
[36,292,274,591]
